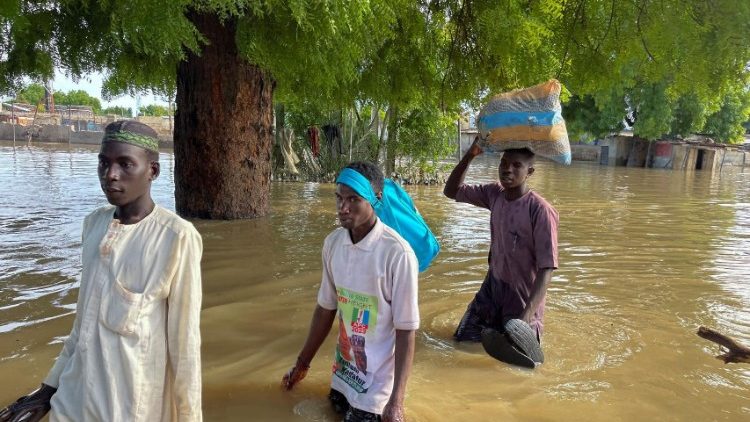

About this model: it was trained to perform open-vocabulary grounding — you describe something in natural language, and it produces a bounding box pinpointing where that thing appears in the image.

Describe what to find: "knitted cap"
[102,120,160,153]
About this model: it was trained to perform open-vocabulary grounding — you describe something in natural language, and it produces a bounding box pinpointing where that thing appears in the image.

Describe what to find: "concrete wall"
[651,141,673,169]
[570,144,600,162]
[136,116,174,139]
[601,136,632,166]
[39,125,72,142]
[0,123,25,140]
[701,149,719,172]
[671,144,690,170]
[626,138,650,167]
[1,122,172,148]
[72,131,105,145]
[718,149,748,167]
[458,130,478,157]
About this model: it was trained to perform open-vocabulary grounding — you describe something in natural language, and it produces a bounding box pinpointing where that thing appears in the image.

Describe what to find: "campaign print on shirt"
[334,286,378,394]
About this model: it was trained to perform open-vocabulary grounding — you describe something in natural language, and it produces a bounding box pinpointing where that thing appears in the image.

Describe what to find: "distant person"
[282,161,419,422]
[443,138,558,350]
[0,120,203,422]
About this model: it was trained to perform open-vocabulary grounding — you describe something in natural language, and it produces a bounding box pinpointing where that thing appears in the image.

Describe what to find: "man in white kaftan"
[0,120,203,422]
[44,204,203,421]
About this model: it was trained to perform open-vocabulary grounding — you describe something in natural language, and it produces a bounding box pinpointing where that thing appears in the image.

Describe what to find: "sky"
[52,69,169,114]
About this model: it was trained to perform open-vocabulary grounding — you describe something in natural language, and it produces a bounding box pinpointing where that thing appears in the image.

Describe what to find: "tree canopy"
[55,89,102,113]
[2,0,750,217]
[3,1,749,140]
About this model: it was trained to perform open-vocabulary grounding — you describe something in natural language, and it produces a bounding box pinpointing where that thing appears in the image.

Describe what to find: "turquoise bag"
[336,168,440,272]
[374,179,440,272]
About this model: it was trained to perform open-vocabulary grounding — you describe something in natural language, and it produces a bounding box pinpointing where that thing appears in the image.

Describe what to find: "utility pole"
[456,118,461,161]
[44,80,55,114]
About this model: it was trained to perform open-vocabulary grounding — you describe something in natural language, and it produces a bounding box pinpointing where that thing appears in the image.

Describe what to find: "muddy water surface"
[1,141,749,421]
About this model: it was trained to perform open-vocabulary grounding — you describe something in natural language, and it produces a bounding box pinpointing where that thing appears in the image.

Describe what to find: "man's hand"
[444,135,484,199]
[382,399,405,422]
[280,358,309,391]
[520,268,554,324]
[0,384,56,422]
[467,136,483,158]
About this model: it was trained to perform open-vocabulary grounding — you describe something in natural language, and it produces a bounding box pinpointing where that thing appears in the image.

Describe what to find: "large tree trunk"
[175,12,275,219]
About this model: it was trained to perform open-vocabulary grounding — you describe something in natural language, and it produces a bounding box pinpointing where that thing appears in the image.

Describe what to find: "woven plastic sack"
[477,79,571,165]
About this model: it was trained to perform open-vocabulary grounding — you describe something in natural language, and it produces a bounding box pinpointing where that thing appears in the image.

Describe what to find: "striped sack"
[477,79,571,165]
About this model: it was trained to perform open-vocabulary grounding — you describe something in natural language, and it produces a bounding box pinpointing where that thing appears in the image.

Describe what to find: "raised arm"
[443,136,483,199]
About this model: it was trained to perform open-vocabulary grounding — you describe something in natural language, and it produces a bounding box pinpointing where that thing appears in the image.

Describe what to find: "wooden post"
[456,119,461,161]
[11,101,16,147]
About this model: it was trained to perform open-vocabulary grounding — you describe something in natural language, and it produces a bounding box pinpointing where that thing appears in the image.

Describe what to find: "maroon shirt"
[455,183,559,330]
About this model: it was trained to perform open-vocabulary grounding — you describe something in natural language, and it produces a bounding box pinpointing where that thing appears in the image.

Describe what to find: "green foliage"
[3,0,750,157]
[628,82,673,140]
[139,104,170,116]
[703,89,750,143]
[237,0,403,107]
[396,108,458,165]
[12,82,45,105]
[670,93,708,137]
[562,94,624,141]
[564,81,750,143]
[55,89,102,113]
[101,105,133,117]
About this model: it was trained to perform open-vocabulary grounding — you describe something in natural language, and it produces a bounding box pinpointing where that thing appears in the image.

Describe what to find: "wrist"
[388,391,405,406]
[296,355,311,370]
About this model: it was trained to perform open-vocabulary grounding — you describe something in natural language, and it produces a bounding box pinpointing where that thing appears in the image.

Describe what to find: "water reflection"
[1,141,749,421]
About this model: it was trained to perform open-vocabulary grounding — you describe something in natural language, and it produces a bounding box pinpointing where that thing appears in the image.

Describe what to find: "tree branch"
[636,0,656,62]
[697,326,750,364]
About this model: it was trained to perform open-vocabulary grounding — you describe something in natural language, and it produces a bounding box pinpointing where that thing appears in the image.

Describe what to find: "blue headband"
[336,167,440,272]
[335,168,379,207]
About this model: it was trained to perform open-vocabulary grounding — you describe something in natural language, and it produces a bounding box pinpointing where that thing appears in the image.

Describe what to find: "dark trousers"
[329,389,382,422]
[454,271,542,342]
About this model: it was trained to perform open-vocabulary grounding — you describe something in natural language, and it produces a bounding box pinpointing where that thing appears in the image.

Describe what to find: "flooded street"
[1,141,749,421]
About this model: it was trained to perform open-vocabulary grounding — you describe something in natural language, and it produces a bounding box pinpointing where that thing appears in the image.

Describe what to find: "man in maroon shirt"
[443,138,559,344]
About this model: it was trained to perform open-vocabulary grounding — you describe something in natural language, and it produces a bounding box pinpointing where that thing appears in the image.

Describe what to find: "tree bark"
[175,12,275,219]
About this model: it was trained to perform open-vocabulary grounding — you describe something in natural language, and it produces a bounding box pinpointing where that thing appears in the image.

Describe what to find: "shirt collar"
[342,218,383,251]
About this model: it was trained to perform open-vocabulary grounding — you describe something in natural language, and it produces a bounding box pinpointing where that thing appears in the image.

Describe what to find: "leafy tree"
[55,89,102,113]
[628,82,674,140]
[101,105,133,117]
[140,104,170,116]
[703,89,750,143]
[396,107,458,166]
[2,0,750,218]
[670,92,708,137]
[563,81,750,142]
[562,94,624,141]
[13,82,45,105]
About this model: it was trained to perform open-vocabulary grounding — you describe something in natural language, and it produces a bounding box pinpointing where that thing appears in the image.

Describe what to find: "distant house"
[597,134,750,171]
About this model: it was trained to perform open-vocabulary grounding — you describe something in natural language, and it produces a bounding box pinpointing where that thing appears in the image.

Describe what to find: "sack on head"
[477,79,571,165]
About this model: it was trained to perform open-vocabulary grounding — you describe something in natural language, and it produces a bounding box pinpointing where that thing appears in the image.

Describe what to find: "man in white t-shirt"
[282,162,419,422]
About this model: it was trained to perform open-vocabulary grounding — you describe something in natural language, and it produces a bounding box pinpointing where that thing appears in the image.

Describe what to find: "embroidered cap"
[102,120,160,153]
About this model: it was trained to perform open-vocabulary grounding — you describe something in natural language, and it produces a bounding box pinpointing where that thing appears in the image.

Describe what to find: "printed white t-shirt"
[317,219,420,415]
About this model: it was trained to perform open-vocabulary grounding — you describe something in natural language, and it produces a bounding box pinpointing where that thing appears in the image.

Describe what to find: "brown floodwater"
[1,141,749,421]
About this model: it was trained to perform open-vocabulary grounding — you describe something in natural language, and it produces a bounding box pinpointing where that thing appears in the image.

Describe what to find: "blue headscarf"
[336,168,440,272]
